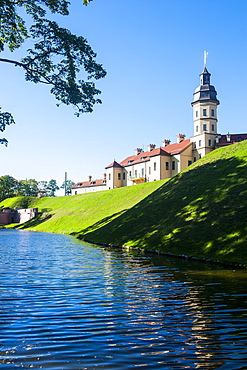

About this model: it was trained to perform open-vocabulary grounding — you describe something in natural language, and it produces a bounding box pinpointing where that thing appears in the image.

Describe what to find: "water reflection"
[0,229,246,369]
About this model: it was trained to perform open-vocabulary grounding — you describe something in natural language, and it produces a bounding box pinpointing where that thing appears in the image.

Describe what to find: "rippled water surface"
[0,229,247,369]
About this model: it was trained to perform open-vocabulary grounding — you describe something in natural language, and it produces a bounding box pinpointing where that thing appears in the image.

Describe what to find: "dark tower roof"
[191,66,220,106]
[105,160,123,169]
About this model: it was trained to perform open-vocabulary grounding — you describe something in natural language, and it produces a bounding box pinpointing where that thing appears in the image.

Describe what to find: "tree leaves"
[0,0,106,118]
[0,109,15,146]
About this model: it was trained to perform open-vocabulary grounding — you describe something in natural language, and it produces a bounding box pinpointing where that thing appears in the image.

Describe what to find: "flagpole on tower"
[204,51,209,67]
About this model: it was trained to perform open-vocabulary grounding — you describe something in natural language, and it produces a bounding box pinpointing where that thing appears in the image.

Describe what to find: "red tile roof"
[164,139,192,155]
[72,179,107,189]
[119,139,192,167]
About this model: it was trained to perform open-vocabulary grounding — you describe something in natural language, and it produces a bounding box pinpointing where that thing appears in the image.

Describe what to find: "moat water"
[0,229,247,369]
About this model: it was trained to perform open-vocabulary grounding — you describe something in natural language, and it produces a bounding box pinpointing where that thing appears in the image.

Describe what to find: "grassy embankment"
[1,140,247,265]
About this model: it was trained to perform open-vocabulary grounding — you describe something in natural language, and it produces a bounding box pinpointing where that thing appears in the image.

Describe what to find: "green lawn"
[1,140,247,266]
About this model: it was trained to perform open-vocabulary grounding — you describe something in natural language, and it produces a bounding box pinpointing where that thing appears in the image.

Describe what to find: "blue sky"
[0,0,246,193]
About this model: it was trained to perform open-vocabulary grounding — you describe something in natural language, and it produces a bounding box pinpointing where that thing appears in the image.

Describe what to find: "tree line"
[0,175,74,202]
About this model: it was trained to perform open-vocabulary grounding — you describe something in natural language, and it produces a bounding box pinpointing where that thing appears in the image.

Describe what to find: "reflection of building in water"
[184,287,226,369]
[72,55,247,195]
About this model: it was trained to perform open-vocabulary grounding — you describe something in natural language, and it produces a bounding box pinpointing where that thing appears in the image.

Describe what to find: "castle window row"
[195,123,215,133]
[195,109,215,117]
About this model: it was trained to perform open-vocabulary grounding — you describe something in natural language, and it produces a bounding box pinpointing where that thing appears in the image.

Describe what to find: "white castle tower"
[191,52,220,160]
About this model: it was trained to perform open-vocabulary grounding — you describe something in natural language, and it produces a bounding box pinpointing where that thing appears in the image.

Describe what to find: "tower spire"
[204,51,209,67]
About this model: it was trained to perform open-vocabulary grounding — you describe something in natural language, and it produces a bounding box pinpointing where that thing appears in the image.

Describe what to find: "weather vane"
[204,51,209,66]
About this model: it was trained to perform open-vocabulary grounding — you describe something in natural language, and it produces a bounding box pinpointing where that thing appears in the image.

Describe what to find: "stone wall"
[0,208,38,225]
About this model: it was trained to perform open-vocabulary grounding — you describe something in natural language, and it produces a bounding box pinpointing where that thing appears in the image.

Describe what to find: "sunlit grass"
[1,140,247,265]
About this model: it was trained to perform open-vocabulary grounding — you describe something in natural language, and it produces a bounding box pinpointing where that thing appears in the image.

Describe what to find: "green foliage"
[0,175,17,201]
[38,181,48,192]
[46,179,59,196]
[0,0,106,119]
[60,179,75,195]
[0,175,61,200]
[20,179,39,196]
[0,109,15,146]
[2,141,247,265]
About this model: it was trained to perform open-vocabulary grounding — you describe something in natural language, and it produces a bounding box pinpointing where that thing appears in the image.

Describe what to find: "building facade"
[71,61,246,195]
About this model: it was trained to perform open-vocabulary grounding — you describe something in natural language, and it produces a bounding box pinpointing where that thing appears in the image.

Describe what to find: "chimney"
[176,134,186,143]
[215,134,221,144]
[88,175,92,182]
[135,148,143,155]
[162,139,171,147]
[147,144,156,152]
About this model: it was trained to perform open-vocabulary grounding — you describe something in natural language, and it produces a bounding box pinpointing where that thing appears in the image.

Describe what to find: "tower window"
[203,109,207,116]
[109,173,111,180]
[123,172,125,180]
[154,162,156,171]
[118,173,121,180]
[211,109,215,116]
[209,139,212,146]
[203,124,207,131]
[212,124,215,131]
[196,111,198,117]
[166,162,169,170]
[199,140,201,147]
[196,125,198,132]
[172,161,175,170]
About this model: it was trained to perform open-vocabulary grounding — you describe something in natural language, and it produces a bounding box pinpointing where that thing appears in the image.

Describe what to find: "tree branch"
[0,57,54,85]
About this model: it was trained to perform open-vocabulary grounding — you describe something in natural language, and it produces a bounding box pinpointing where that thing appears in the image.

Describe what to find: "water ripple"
[0,229,247,369]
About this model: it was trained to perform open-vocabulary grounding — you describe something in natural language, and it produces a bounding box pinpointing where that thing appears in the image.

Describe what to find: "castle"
[71,58,247,195]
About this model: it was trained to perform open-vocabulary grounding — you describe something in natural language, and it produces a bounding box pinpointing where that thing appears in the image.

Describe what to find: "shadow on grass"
[76,155,247,265]
[71,209,127,237]
[13,213,53,229]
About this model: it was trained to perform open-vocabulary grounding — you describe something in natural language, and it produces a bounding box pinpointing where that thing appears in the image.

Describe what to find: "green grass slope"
[0,180,166,234]
[1,140,247,265]
[77,140,247,265]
